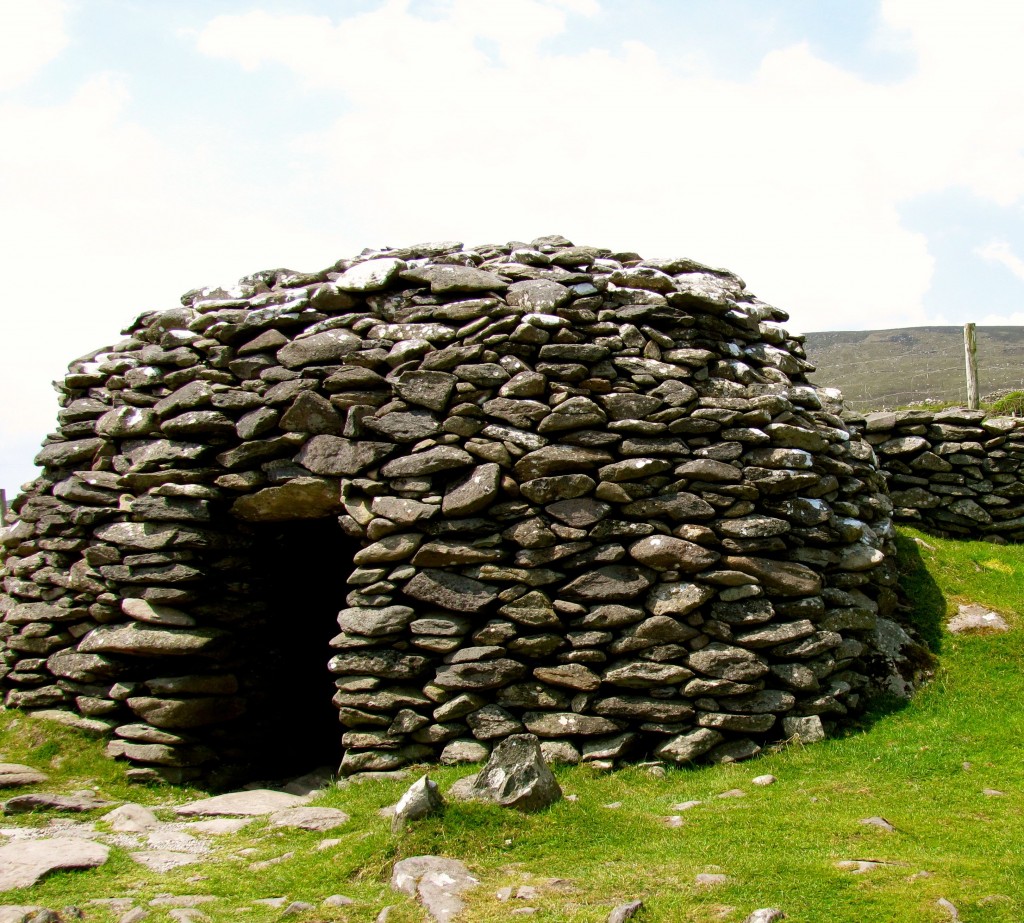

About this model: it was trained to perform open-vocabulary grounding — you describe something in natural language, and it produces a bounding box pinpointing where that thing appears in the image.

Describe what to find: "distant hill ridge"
[802,326,1024,411]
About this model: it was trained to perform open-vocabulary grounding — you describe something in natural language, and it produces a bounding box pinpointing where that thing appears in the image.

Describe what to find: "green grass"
[1,527,1023,921]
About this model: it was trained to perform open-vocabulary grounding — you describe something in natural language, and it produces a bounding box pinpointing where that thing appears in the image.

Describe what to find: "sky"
[3,0,1024,497]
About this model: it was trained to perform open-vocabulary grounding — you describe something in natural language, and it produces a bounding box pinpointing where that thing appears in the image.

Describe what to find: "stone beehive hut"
[0,235,925,784]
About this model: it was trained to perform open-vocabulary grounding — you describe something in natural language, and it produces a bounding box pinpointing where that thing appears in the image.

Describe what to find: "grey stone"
[0,764,48,788]
[602,660,691,687]
[948,603,1009,633]
[366,410,441,442]
[279,391,342,434]
[394,371,457,412]
[277,329,361,368]
[34,438,104,468]
[721,556,822,596]
[440,740,490,764]
[336,257,405,291]
[655,729,723,763]
[270,806,350,831]
[0,838,109,890]
[3,791,114,812]
[126,696,245,729]
[338,606,416,637]
[104,803,160,832]
[434,659,527,690]
[391,855,480,923]
[295,435,394,476]
[628,535,719,571]
[688,644,769,682]
[230,478,342,521]
[468,734,562,812]
[404,570,498,613]
[78,624,227,657]
[522,712,624,737]
[742,911,786,923]
[122,598,196,627]
[562,566,654,602]
[391,775,444,832]
[782,715,825,743]
[506,280,572,312]
[380,446,474,477]
[607,900,644,923]
[402,264,508,293]
[645,582,715,617]
[175,789,307,817]
[442,464,501,517]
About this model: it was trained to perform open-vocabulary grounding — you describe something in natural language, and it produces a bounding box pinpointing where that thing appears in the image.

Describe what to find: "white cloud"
[0,70,338,494]
[195,1,966,332]
[977,239,1024,281]
[0,0,68,91]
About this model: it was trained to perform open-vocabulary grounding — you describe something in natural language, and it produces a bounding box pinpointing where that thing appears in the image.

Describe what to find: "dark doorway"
[241,517,356,779]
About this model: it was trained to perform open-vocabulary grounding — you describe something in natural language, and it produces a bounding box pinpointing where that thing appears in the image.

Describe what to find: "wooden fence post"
[964,322,979,410]
[0,489,6,526]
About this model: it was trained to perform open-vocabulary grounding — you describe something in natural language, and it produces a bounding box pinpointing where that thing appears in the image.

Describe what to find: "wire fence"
[805,329,1024,411]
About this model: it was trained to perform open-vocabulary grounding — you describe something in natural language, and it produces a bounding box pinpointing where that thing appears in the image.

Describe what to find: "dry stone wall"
[850,408,1024,540]
[0,236,926,784]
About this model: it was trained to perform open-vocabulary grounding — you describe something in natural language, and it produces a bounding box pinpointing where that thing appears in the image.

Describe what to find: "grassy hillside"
[803,326,1024,411]
[0,528,1022,922]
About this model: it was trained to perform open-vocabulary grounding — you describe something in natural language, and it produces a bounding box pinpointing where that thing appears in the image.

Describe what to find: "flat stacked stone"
[0,236,924,781]
[850,408,1024,540]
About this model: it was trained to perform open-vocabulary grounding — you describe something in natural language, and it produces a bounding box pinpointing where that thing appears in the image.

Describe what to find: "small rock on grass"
[0,764,48,788]
[937,898,960,920]
[391,856,479,923]
[167,910,209,923]
[947,604,1009,634]
[322,895,354,907]
[0,838,109,890]
[717,789,746,799]
[743,911,785,923]
[269,806,350,832]
[391,775,444,833]
[249,852,293,871]
[468,734,562,813]
[282,902,315,916]
[859,816,896,832]
[4,792,114,813]
[695,873,729,887]
[671,800,701,811]
[118,909,149,923]
[607,899,643,922]
[0,908,47,923]
[751,775,776,786]
[104,804,159,832]
[174,790,306,817]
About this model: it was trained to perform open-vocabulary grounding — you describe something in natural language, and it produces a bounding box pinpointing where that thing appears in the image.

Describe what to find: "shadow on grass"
[894,529,946,653]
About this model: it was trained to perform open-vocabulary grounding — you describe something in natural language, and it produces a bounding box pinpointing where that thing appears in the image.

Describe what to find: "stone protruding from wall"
[851,408,1024,540]
[0,235,925,783]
